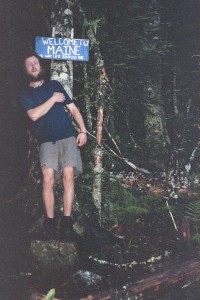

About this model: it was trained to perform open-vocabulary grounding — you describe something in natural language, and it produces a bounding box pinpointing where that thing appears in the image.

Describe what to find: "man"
[20,52,87,240]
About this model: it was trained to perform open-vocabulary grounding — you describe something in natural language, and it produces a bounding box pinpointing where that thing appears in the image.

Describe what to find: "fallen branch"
[166,200,179,232]
[80,258,200,299]
[86,130,150,174]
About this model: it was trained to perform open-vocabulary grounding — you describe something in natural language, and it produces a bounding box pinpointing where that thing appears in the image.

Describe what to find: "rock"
[72,270,104,288]
[31,239,79,272]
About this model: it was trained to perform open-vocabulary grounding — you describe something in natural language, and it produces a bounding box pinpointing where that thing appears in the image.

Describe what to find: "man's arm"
[67,103,87,147]
[27,92,65,121]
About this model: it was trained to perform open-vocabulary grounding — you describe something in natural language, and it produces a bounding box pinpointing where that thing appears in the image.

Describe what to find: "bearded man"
[20,52,87,240]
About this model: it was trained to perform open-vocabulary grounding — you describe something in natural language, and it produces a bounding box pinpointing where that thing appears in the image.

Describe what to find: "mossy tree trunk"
[50,3,73,98]
[75,1,112,222]
[144,79,170,172]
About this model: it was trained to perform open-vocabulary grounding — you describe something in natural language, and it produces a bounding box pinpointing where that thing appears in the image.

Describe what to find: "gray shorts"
[39,137,82,179]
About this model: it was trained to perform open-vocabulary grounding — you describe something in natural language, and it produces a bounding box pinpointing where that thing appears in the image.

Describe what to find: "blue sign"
[35,36,89,61]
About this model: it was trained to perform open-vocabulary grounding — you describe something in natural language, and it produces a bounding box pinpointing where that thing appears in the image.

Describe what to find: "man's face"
[24,56,43,81]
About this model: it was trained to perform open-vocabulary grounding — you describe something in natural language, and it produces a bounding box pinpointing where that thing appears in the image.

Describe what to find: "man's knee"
[42,169,55,188]
[63,167,74,185]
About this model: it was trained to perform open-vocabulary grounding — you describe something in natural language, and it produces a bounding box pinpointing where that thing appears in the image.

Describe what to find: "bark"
[83,63,93,132]
[81,259,200,300]
[185,141,200,174]
[144,80,169,161]
[92,103,104,218]
[96,105,104,146]
[93,145,103,219]
[143,12,171,172]
[50,2,73,98]
[172,66,179,115]
[74,1,111,220]
[92,69,111,221]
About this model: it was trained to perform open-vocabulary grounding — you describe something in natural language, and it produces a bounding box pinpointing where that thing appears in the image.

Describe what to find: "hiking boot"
[59,216,74,240]
[39,217,57,240]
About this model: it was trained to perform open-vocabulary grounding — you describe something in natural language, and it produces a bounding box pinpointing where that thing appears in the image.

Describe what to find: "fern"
[114,204,148,216]
[185,200,200,222]
[185,200,200,252]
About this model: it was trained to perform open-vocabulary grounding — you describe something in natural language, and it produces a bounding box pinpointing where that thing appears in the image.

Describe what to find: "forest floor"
[0,171,199,300]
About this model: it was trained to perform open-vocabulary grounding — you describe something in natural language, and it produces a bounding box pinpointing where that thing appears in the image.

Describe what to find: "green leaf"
[45,289,55,300]
[185,200,200,222]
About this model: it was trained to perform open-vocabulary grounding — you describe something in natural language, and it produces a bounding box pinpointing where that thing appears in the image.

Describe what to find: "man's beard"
[26,68,45,82]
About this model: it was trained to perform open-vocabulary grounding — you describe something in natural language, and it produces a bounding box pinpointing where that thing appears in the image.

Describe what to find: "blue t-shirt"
[20,80,75,144]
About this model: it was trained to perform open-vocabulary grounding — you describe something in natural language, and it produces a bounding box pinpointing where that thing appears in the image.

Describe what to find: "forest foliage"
[70,0,199,225]
[1,0,199,229]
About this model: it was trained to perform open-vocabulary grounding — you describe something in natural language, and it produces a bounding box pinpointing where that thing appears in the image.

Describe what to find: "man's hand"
[27,92,65,121]
[52,92,65,103]
[76,132,87,147]
[66,103,87,147]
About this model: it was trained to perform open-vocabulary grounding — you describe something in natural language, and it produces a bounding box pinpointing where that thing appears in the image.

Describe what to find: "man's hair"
[21,49,48,82]
[22,50,43,68]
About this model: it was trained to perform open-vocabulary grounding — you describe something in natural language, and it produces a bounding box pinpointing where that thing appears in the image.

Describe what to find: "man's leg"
[42,168,55,218]
[60,166,74,239]
[62,166,74,216]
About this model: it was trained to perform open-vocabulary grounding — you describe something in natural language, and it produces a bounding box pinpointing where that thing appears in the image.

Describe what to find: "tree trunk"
[82,259,200,299]
[144,83,165,143]
[144,79,170,171]
[75,1,111,221]
[92,68,111,221]
[50,3,73,98]
[92,104,104,220]
[83,63,93,132]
